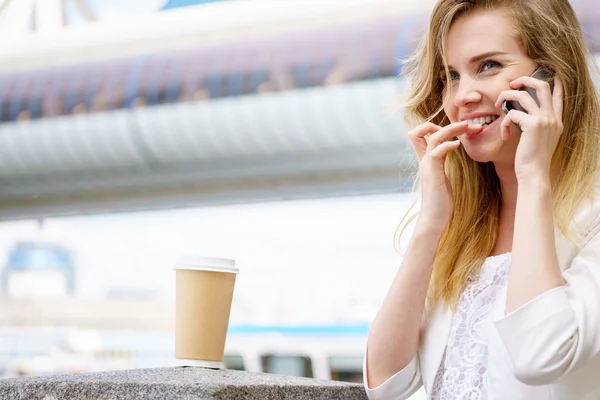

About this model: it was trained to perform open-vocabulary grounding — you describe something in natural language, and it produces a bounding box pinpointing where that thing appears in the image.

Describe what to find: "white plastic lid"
[174,256,238,274]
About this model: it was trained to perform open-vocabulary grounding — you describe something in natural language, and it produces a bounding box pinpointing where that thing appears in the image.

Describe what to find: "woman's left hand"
[495,75,564,181]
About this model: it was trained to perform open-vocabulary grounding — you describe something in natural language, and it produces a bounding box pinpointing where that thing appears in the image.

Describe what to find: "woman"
[364,0,600,399]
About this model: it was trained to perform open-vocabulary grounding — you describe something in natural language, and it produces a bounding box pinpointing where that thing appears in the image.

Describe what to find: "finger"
[500,109,528,140]
[552,75,564,122]
[427,139,461,159]
[407,122,442,141]
[407,122,442,160]
[428,121,480,147]
[509,76,553,110]
[495,89,539,114]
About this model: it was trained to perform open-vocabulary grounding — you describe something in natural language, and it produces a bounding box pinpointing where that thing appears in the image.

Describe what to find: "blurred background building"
[0,1,598,398]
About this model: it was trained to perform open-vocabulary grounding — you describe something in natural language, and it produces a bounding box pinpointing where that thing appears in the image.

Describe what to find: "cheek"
[442,101,457,122]
[441,87,458,122]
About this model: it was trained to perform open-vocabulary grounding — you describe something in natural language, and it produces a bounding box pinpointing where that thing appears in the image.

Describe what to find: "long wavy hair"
[396,0,600,311]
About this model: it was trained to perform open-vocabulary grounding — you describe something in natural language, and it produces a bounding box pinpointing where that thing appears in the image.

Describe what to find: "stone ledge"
[0,366,368,400]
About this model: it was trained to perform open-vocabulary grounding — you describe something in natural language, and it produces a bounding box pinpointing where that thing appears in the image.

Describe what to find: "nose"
[452,77,482,108]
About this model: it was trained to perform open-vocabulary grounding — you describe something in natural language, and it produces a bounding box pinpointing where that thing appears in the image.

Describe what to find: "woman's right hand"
[407,120,482,233]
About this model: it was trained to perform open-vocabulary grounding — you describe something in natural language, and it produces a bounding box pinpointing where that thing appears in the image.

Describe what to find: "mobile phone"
[501,66,555,117]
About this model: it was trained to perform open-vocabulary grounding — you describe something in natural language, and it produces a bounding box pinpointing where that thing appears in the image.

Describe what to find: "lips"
[464,117,500,141]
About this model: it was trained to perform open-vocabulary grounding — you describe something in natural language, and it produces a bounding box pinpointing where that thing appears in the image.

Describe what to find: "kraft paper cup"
[174,256,238,368]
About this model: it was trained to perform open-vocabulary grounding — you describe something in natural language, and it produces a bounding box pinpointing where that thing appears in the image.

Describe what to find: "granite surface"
[0,366,369,399]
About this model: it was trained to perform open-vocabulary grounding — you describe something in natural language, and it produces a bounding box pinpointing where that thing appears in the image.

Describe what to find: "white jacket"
[364,193,600,400]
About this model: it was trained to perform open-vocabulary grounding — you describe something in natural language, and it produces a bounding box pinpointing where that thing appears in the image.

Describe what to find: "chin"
[459,128,506,163]
[459,136,505,163]
[462,147,494,163]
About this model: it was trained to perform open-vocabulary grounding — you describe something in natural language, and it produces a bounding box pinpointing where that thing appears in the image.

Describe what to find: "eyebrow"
[442,51,510,70]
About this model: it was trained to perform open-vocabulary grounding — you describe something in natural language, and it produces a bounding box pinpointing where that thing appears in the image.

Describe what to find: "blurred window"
[292,64,311,88]
[205,71,223,98]
[9,72,31,121]
[84,63,107,111]
[101,61,129,110]
[64,66,85,114]
[223,354,245,371]
[163,55,185,103]
[0,78,14,122]
[249,69,269,93]
[17,110,30,121]
[141,58,166,106]
[164,79,181,103]
[53,68,73,116]
[312,59,335,86]
[224,71,245,97]
[181,52,206,102]
[28,98,43,120]
[124,58,147,109]
[328,355,363,383]
[26,71,47,120]
[133,96,147,108]
[261,355,313,378]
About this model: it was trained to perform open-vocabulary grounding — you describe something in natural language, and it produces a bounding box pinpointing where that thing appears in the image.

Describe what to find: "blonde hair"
[397,0,600,310]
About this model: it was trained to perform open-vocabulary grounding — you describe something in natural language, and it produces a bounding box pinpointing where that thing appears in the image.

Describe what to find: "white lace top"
[430,252,512,400]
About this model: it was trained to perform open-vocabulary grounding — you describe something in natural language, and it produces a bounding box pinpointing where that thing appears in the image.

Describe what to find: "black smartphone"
[502,66,555,116]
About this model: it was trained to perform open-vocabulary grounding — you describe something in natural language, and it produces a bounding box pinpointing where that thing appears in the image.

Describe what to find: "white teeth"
[467,115,498,125]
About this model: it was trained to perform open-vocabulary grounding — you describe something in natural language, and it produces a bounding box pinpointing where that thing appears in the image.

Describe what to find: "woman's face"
[442,8,537,165]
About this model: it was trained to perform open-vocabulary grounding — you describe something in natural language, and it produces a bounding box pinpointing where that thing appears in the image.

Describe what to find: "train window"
[163,58,184,104]
[145,84,160,106]
[328,356,363,383]
[9,73,30,121]
[43,69,66,117]
[72,104,87,114]
[64,92,80,114]
[132,96,147,108]
[139,58,168,107]
[1,82,14,122]
[25,71,47,120]
[223,354,245,371]
[164,80,181,103]
[102,62,129,110]
[224,72,245,97]
[292,64,311,88]
[257,81,276,94]
[193,89,210,101]
[324,65,346,86]
[311,60,335,86]
[249,69,269,93]
[123,58,147,109]
[27,98,43,119]
[205,72,223,98]
[91,93,107,113]
[261,355,313,378]
[17,110,30,121]
[64,67,85,114]
[83,64,105,111]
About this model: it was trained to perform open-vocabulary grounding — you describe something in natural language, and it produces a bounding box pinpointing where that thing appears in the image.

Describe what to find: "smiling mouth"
[464,116,500,140]
[466,115,499,128]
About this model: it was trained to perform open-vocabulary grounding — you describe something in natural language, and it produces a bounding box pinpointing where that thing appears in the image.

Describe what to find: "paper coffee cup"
[174,256,238,366]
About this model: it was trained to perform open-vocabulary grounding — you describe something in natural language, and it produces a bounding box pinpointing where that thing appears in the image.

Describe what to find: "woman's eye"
[439,70,459,85]
[480,60,501,72]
